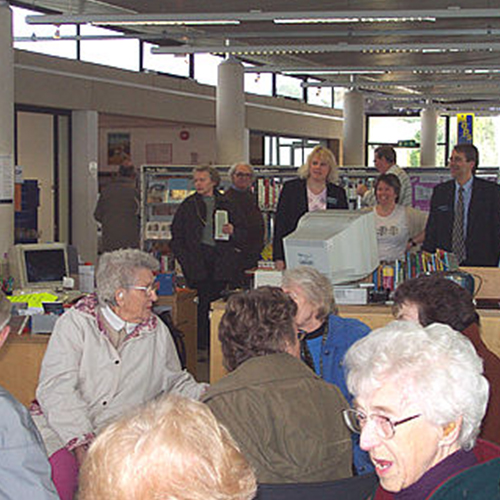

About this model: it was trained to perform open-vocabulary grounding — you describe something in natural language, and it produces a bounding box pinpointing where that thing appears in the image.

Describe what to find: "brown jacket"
[202,353,353,484]
[463,323,500,445]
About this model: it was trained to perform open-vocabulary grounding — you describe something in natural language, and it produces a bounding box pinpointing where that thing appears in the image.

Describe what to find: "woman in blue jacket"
[282,265,373,474]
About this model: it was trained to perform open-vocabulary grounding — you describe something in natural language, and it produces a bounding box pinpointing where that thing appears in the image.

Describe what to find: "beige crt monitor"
[283,210,379,285]
[9,243,70,291]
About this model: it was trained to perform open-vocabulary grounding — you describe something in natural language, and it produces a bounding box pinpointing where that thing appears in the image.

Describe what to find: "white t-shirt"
[375,205,409,261]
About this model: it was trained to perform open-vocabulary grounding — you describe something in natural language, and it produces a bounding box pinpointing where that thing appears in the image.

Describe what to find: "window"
[12,6,77,59]
[264,135,324,166]
[452,116,500,167]
[142,45,190,77]
[307,82,332,108]
[194,54,224,86]
[334,88,346,110]
[80,25,140,71]
[244,72,273,96]
[276,74,303,100]
[367,115,449,167]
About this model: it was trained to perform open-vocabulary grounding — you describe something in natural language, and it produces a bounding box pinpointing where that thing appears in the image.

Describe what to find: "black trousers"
[196,244,225,350]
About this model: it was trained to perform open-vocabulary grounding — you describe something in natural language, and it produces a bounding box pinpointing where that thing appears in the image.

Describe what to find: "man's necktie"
[452,186,466,264]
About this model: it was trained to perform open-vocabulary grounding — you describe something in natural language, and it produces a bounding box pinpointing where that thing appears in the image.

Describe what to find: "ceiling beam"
[25,8,500,26]
[151,42,500,55]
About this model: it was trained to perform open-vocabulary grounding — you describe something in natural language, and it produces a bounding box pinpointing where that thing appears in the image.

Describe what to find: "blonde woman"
[273,145,348,270]
[79,395,256,500]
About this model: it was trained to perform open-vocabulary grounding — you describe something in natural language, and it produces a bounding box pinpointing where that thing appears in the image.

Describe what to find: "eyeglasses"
[127,281,159,295]
[234,172,252,178]
[342,409,421,440]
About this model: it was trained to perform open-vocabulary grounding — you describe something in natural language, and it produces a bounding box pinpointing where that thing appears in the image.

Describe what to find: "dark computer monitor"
[9,243,70,290]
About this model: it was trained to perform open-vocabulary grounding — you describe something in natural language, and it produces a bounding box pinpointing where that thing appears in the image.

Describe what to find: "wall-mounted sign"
[457,114,474,144]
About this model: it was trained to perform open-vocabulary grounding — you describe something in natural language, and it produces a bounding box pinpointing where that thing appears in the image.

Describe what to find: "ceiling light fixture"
[274,16,436,24]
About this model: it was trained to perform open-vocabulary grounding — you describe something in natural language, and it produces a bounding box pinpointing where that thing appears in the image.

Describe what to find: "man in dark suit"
[423,144,500,266]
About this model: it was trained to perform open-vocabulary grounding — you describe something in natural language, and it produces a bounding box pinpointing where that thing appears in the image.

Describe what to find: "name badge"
[437,204,451,212]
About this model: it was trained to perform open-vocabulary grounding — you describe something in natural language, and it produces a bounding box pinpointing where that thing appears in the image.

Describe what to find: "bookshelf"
[140,165,297,267]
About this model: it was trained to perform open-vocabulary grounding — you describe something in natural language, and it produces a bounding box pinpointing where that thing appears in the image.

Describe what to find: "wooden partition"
[210,301,500,384]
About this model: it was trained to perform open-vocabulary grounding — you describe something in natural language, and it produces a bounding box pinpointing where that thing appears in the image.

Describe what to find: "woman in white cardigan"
[32,249,206,500]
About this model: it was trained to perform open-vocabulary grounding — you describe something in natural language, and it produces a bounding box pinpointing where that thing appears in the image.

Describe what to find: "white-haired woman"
[79,394,256,500]
[32,249,206,500]
[273,146,348,270]
[281,265,372,474]
[343,321,500,499]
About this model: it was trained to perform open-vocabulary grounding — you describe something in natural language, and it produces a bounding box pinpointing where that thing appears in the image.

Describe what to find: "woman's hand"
[74,444,88,467]
[222,223,234,235]
[275,260,286,271]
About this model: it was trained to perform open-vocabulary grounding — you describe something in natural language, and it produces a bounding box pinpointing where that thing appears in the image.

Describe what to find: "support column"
[216,57,248,164]
[343,90,365,166]
[72,110,98,264]
[420,107,438,166]
[0,1,14,257]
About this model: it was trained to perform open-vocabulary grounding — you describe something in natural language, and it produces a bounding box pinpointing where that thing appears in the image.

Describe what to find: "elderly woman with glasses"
[32,249,206,500]
[343,321,500,500]
[282,265,373,475]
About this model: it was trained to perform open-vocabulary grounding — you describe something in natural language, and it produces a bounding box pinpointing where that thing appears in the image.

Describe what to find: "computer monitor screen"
[284,210,379,285]
[25,249,66,283]
[9,243,70,290]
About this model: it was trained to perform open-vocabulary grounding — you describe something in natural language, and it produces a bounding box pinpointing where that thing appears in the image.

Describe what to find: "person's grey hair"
[0,291,11,331]
[298,145,339,184]
[228,162,255,180]
[192,165,221,187]
[344,321,489,451]
[282,266,338,320]
[96,249,159,306]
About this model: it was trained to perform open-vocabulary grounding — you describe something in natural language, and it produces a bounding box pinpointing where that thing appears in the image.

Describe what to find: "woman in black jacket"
[273,146,348,270]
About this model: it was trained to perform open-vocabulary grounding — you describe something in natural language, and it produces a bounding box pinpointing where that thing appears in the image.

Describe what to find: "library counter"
[209,301,500,384]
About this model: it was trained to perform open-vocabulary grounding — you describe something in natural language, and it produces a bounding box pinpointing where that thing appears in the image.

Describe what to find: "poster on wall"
[0,155,14,203]
[107,133,131,165]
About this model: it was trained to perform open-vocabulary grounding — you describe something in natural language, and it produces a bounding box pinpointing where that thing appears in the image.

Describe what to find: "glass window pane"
[276,74,303,100]
[334,88,346,109]
[245,72,273,96]
[307,85,332,107]
[143,44,189,76]
[13,6,77,59]
[368,116,421,144]
[472,116,500,167]
[194,54,224,86]
[80,25,139,71]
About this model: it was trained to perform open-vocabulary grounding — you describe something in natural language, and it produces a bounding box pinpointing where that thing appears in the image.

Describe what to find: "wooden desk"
[210,301,500,384]
[0,334,49,406]
[0,289,198,407]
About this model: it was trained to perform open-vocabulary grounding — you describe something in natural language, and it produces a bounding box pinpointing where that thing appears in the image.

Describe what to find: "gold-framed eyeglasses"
[128,281,160,295]
[342,409,421,440]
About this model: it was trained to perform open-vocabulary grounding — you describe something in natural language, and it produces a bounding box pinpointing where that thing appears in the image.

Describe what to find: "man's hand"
[357,183,368,197]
